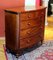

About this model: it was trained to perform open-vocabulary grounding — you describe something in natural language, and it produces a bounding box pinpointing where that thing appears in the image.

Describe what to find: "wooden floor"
[0,16,53,60]
[0,40,6,60]
[44,16,53,41]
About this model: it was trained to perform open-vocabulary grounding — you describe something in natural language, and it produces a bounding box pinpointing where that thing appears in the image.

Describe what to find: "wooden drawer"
[39,28,44,39]
[20,35,41,49]
[34,11,41,18]
[19,12,35,20]
[20,20,41,30]
[20,27,40,39]
[39,9,45,15]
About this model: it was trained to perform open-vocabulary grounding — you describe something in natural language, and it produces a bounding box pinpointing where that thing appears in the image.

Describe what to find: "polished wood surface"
[20,27,40,39]
[20,35,41,48]
[5,6,46,13]
[0,16,53,60]
[5,6,46,55]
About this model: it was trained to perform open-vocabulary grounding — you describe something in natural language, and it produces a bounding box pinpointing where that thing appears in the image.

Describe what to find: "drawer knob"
[41,27,43,29]
[27,40,30,43]
[27,32,30,34]
[28,15,30,18]
[42,12,44,15]
[28,23,30,25]
[42,13,43,15]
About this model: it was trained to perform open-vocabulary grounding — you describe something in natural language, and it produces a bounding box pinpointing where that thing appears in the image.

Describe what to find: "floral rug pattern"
[4,40,53,60]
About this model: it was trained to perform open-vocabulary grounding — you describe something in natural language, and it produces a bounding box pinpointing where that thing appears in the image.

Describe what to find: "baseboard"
[0,37,5,40]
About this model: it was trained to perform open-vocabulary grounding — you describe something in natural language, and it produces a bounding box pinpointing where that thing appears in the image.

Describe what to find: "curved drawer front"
[19,12,35,21]
[20,20,41,30]
[20,27,41,39]
[20,35,41,49]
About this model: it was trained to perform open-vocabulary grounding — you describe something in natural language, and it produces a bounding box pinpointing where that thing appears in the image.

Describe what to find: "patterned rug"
[4,40,53,60]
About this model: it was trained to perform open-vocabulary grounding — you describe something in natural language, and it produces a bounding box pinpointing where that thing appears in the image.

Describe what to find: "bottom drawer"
[20,35,41,49]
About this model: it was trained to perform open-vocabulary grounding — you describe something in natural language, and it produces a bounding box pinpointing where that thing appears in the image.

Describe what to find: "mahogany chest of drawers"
[5,6,46,56]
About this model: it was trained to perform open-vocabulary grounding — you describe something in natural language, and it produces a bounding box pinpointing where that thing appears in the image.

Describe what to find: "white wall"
[25,0,36,6]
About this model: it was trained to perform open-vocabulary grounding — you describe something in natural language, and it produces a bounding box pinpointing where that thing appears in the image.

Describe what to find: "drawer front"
[20,27,40,39]
[20,35,41,49]
[20,20,40,30]
[39,28,44,39]
[39,9,45,16]
[20,12,35,21]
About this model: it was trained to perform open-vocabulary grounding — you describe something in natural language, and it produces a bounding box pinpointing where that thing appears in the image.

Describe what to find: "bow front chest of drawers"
[5,6,46,56]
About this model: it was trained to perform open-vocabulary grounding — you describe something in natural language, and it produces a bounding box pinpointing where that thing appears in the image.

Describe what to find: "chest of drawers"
[5,6,46,57]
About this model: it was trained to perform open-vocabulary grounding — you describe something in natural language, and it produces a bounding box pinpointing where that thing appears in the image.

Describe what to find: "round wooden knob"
[27,31,30,34]
[28,15,30,18]
[42,12,44,15]
[41,27,43,29]
[28,23,30,25]
[27,40,30,43]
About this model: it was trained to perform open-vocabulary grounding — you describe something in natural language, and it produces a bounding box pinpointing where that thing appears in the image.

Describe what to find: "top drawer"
[19,12,35,20]
[19,10,45,21]
[39,9,45,15]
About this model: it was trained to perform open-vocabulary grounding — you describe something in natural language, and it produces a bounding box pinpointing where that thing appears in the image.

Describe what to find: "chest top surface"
[5,6,46,13]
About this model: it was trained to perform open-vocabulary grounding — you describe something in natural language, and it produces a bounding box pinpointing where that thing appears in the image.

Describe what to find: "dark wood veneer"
[5,6,46,57]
